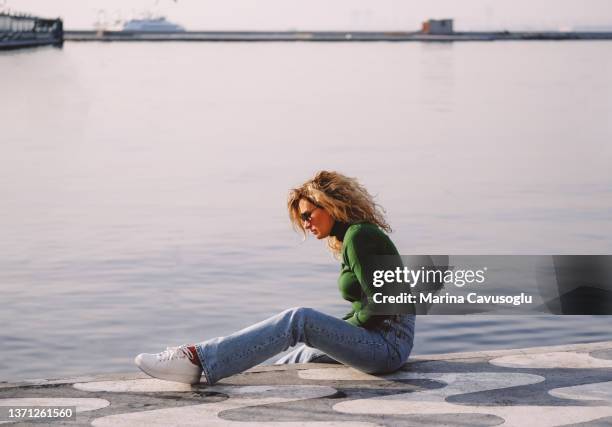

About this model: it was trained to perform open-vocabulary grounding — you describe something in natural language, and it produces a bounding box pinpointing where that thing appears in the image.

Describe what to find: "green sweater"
[332,221,400,328]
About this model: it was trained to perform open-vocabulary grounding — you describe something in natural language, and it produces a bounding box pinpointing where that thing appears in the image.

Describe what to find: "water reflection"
[1,41,611,380]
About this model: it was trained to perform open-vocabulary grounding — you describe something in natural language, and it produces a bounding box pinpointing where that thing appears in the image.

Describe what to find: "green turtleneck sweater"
[331,221,401,328]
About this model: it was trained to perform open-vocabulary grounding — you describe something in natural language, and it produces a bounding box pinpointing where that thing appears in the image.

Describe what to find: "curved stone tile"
[339,372,543,398]
[337,403,612,427]
[299,368,383,381]
[489,352,612,369]
[299,368,545,388]
[91,385,358,427]
[333,373,612,426]
[549,381,612,402]
[591,349,612,361]
[74,379,196,393]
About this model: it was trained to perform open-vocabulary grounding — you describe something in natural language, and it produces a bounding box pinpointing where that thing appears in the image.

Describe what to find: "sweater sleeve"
[344,229,380,327]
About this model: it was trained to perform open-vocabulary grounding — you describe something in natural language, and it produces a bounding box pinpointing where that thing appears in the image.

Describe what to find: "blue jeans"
[194,307,415,385]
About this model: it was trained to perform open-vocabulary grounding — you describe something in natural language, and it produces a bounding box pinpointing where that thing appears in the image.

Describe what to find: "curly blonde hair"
[287,171,391,256]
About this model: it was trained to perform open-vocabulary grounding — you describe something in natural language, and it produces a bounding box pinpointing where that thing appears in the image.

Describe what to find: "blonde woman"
[135,171,416,385]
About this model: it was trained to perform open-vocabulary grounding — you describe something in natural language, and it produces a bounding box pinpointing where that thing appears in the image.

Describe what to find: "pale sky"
[4,0,612,31]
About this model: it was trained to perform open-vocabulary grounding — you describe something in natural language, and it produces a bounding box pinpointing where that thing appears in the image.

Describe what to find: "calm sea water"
[1,41,611,382]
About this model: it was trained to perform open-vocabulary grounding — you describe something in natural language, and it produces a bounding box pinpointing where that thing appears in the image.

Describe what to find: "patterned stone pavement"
[2,341,612,426]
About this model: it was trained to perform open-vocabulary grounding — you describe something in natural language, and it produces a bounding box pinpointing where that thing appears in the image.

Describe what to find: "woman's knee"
[283,306,315,320]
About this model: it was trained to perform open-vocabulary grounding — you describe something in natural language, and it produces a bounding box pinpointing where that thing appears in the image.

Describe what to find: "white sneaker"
[135,346,203,384]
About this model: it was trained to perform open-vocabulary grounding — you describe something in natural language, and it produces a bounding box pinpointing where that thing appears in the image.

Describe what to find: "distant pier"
[64,30,612,43]
[0,12,63,50]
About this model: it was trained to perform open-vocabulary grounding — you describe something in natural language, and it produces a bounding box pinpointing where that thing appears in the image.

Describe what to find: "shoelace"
[157,345,195,362]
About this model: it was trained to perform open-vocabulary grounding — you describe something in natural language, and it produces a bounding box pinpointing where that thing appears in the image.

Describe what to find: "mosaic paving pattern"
[1,342,611,426]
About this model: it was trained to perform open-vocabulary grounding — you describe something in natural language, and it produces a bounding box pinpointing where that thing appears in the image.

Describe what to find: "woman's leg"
[274,344,340,365]
[195,307,413,384]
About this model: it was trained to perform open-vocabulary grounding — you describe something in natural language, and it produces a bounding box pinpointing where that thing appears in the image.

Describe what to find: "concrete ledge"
[2,341,612,425]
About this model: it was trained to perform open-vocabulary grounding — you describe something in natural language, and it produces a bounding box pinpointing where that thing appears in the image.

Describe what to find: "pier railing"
[0,12,63,49]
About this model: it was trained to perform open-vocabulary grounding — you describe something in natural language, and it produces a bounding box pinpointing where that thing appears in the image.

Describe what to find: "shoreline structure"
[3,12,611,49]
[65,29,612,42]
[0,12,63,50]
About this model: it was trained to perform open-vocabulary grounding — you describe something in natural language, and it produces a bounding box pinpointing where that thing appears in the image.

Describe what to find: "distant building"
[122,17,185,32]
[421,19,454,35]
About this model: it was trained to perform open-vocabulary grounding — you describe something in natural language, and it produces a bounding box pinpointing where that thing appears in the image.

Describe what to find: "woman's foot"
[135,345,203,384]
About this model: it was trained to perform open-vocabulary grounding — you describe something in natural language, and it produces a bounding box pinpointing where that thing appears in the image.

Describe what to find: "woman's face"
[298,198,334,239]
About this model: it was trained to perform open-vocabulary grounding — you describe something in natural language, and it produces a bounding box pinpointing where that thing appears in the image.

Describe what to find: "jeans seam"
[218,332,291,365]
[306,323,383,347]
[194,344,213,384]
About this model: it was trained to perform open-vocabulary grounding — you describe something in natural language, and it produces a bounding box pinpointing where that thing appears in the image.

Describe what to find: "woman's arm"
[343,227,382,328]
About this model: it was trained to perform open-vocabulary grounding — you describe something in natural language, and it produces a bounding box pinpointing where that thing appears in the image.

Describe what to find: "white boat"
[122,17,184,32]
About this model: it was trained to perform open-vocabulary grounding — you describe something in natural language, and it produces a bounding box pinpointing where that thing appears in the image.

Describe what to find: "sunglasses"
[299,206,320,223]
